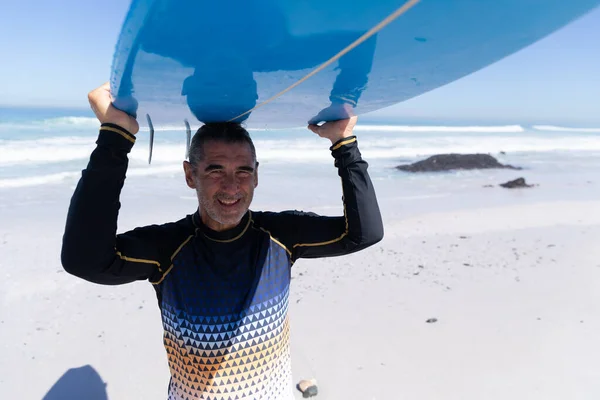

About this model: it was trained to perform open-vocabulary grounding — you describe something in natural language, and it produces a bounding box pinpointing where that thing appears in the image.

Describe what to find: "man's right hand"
[88,82,139,135]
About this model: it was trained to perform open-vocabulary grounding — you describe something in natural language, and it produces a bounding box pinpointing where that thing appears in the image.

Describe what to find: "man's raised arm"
[256,116,384,261]
[61,83,163,285]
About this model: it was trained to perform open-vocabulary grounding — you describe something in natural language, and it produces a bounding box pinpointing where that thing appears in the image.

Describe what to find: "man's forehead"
[202,140,254,162]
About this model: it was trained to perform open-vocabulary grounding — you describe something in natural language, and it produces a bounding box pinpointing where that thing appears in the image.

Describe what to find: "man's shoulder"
[120,214,196,241]
[115,214,197,264]
[250,209,322,237]
[251,209,318,226]
[162,214,196,232]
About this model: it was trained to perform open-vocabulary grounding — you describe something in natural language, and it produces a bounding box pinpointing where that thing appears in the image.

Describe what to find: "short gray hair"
[188,122,257,166]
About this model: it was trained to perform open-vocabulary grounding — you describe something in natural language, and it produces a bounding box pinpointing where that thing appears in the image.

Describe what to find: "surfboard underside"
[110,0,600,129]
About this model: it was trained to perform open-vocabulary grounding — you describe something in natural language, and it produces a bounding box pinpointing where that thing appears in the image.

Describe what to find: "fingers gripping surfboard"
[110,0,600,129]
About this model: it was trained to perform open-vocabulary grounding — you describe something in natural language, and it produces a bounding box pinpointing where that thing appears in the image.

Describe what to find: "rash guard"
[61,123,383,400]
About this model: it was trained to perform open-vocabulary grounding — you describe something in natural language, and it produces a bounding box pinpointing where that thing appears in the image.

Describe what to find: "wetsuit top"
[61,123,384,400]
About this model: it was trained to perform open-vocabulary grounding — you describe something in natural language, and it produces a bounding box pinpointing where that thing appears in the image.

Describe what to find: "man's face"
[184,140,258,232]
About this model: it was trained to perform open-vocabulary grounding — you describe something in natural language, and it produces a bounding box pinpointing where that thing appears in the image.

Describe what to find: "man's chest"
[157,235,292,316]
[156,236,294,398]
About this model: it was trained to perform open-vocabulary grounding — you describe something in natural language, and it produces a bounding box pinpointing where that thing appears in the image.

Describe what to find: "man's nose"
[220,173,239,192]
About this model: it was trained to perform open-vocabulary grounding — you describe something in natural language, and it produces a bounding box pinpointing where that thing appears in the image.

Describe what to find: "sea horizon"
[1,105,600,198]
[3,105,600,129]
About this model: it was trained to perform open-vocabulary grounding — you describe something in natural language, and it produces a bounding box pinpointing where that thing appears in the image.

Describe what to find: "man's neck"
[194,210,251,242]
[202,216,240,232]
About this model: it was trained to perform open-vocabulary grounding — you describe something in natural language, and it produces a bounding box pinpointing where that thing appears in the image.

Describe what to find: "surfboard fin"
[146,114,154,165]
[185,119,191,159]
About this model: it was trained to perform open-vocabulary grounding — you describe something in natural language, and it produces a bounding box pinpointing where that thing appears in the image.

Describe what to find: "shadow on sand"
[43,365,108,400]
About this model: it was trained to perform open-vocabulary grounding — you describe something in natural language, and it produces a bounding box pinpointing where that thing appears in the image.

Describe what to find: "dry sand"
[1,178,599,400]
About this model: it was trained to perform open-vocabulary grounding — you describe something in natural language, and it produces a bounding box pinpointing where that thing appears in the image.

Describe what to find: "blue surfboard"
[110,0,600,128]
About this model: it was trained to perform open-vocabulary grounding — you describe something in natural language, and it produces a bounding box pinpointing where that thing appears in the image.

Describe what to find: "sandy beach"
[2,0,599,396]
[1,154,599,399]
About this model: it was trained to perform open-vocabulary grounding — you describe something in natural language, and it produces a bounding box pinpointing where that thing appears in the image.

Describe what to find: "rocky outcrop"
[397,154,520,172]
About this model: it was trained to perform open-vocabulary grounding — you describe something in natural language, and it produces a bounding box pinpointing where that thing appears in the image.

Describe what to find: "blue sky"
[370,5,600,125]
[0,1,598,124]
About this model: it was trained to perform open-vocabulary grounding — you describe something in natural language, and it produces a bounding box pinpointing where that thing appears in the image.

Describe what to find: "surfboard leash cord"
[228,0,422,123]
[145,0,421,163]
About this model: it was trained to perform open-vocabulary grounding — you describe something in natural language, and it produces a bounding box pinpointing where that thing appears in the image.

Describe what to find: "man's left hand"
[308,116,357,145]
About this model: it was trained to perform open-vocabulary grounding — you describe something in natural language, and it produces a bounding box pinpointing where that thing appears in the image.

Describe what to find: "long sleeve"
[254,135,384,262]
[61,124,170,285]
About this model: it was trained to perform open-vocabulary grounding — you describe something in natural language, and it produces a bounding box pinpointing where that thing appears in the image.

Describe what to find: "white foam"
[4,131,600,169]
[532,125,600,133]
[0,171,81,188]
[126,165,183,176]
[0,165,185,189]
[357,136,600,158]
[38,117,99,127]
[139,125,192,132]
[0,136,95,166]
[354,125,525,133]
[0,117,100,131]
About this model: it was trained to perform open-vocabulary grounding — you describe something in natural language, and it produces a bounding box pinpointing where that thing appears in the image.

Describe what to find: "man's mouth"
[218,198,241,207]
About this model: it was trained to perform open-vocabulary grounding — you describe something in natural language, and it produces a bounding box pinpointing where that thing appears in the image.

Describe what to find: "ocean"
[2,106,600,217]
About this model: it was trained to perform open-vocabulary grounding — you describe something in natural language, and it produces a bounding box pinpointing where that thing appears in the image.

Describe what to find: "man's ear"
[183,160,197,189]
[254,162,259,188]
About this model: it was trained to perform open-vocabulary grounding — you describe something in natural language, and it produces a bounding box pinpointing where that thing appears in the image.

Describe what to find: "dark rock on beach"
[297,379,318,398]
[302,385,318,398]
[397,154,520,172]
[499,178,536,189]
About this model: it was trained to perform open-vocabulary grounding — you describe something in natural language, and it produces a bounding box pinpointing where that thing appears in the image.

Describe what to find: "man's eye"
[209,170,224,175]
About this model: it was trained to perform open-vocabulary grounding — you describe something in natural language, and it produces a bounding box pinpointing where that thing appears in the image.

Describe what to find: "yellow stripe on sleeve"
[101,126,136,144]
[257,227,292,257]
[331,137,357,151]
[116,251,160,267]
[293,200,349,249]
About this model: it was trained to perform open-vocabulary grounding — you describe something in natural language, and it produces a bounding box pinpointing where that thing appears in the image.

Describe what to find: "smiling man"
[61,83,384,400]
[183,123,259,231]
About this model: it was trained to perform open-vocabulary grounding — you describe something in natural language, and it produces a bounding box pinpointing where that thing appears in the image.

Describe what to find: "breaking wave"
[354,125,526,133]
[532,125,600,133]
